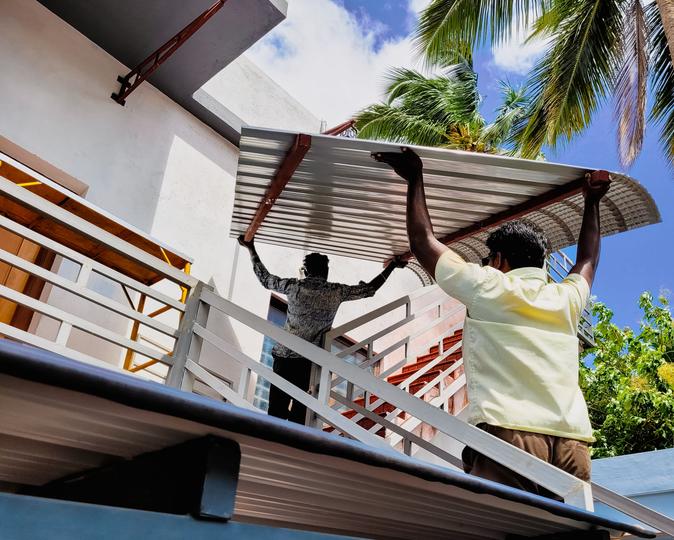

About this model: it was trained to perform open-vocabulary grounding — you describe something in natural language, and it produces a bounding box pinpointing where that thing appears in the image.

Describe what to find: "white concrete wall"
[200,54,323,134]
[0,0,239,365]
[0,0,429,377]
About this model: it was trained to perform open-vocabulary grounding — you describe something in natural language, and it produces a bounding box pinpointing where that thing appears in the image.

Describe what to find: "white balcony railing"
[0,177,196,379]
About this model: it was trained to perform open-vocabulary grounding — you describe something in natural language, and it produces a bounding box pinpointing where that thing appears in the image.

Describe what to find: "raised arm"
[237,235,296,294]
[569,170,611,288]
[373,148,447,276]
[341,256,407,301]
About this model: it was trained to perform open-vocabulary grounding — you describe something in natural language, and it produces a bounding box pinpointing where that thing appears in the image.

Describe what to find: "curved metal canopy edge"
[232,127,661,264]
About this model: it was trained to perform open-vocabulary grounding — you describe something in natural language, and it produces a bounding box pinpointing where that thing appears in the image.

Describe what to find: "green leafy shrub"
[580,293,674,457]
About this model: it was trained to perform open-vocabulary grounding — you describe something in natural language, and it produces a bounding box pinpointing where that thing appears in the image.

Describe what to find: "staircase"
[387,330,463,399]
[328,329,465,437]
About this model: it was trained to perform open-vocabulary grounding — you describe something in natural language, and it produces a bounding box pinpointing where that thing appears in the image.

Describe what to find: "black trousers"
[267,354,313,425]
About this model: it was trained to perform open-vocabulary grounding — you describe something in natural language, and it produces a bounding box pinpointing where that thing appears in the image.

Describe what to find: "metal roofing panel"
[0,341,655,539]
[232,127,661,263]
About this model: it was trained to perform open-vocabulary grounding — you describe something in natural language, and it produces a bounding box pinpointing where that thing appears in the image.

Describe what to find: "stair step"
[323,329,464,438]
[427,334,463,355]
[389,363,460,387]
[393,356,460,380]
[400,351,461,375]
[346,400,397,416]
[324,421,386,437]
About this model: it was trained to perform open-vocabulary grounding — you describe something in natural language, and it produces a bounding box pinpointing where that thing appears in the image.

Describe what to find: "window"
[252,295,287,411]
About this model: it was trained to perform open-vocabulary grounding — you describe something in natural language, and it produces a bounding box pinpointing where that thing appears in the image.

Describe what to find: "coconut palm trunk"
[657,0,674,61]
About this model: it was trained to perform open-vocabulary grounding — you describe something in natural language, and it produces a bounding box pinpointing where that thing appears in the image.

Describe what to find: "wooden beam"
[398,177,585,261]
[243,134,311,242]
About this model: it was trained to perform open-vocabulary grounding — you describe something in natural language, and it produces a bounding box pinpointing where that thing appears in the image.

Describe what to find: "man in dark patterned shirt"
[239,236,406,424]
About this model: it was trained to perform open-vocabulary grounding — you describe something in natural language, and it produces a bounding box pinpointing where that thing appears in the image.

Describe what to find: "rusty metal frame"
[244,134,312,242]
[111,0,227,105]
[398,177,586,261]
[323,119,356,136]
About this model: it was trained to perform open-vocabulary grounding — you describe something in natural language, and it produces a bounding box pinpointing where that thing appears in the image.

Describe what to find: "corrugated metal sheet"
[0,342,655,540]
[232,127,661,263]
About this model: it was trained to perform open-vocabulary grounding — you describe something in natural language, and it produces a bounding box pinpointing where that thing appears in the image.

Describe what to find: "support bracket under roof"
[23,436,241,521]
[398,177,586,262]
[111,0,227,105]
[244,133,312,242]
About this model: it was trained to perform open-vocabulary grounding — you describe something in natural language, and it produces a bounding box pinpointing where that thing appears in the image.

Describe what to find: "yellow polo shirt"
[435,249,594,442]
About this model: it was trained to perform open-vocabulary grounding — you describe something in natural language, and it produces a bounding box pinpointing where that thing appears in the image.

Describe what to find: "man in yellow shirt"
[374,147,610,499]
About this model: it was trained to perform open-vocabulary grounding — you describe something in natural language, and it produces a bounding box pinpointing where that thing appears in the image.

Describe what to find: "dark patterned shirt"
[251,254,380,358]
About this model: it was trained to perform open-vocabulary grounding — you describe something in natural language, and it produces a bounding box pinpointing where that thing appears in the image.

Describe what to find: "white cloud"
[247,0,425,127]
[491,20,551,75]
[405,0,430,32]
[247,0,551,125]
[408,0,431,15]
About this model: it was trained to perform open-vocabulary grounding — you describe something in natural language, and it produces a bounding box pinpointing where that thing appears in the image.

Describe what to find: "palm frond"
[647,1,674,164]
[483,81,530,149]
[516,0,625,158]
[614,0,648,168]
[415,0,546,66]
[438,62,482,121]
[528,3,564,39]
[384,68,429,104]
[382,64,481,125]
[354,104,448,146]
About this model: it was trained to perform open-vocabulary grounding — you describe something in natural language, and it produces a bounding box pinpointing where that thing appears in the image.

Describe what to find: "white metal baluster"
[311,364,332,429]
[346,380,354,403]
[166,282,205,390]
[54,263,92,347]
[317,366,331,405]
[54,322,72,346]
[77,263,92,287]
[238,365,252,401]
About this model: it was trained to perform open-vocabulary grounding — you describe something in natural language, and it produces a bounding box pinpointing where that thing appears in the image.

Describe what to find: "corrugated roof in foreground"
[0,341,655,540]
[232,127,661,263]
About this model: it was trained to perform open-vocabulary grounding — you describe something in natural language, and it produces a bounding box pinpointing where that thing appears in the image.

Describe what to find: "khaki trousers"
[462,423,591,500]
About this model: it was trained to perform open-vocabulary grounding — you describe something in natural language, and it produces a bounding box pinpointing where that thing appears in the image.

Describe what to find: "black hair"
[485,220,549,269]
[303,252,329,279]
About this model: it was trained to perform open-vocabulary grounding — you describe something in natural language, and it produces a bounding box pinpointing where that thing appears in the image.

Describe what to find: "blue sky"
[251,0,673,330]
[337,0,418,43]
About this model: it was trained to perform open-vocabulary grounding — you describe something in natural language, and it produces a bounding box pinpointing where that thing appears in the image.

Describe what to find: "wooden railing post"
[166,282,205,389]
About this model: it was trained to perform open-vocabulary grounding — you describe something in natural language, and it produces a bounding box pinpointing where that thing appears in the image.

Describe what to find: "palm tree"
[659,0,674,60]
[414,0,674,167]
[354,62,531,155]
